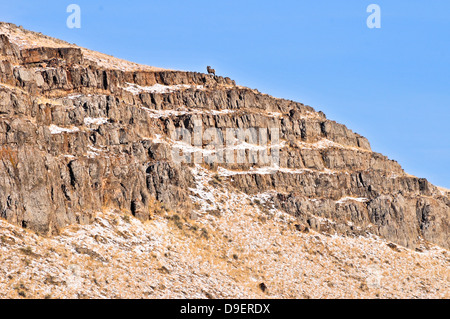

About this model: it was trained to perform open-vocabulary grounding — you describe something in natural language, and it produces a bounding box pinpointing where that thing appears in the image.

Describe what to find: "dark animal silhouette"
[207,66,216,76]
[259,282,268,293]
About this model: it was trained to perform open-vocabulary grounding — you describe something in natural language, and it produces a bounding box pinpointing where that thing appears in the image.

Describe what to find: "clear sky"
[1,0,449,188]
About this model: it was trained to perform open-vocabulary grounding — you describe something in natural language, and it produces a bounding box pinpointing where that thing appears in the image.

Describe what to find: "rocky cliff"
[0,22,448,255]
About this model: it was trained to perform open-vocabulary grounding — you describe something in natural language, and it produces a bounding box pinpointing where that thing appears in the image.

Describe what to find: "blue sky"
[1,0,449,188]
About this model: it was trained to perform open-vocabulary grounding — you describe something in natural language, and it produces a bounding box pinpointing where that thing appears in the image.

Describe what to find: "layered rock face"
[0,22,448,250]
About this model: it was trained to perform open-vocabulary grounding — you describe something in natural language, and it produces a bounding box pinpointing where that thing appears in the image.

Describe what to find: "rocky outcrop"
[20,47,83,65]
[0,22,448,250]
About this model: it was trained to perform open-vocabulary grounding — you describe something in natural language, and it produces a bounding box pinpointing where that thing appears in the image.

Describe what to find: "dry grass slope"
[0,22,167,72]
[0,165,448,299]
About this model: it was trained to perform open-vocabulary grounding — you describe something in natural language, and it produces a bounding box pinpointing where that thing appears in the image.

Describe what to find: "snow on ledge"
[122,83,204,95]
[141,107,238,119]
[84,117,109,126]
[298,139,367,152]
[49,124,80,134]
[141,107,193,119]
[210,109,237,116]
[218,166,316,176]
[67,94,83,100]
[336,197,370,204]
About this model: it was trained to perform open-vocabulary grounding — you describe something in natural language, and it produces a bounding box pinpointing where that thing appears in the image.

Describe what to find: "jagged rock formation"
[0,22,448,254]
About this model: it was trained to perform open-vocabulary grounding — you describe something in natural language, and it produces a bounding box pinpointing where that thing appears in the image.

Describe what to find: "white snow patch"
[298,139,365,151]
[67,94,83,100]
[437,187,449,196]
[336,197,370,204]
[217,165,339,177]
[87,151,99,158]
[141,107,195,119]
[168,138,286,156]
[123,83,204,95]
[88,145,104,153]
[141,107,238,118]
[84,117,108,126]
[152,134,164,144]
[210,109,237,115]
[49,125,80,134]
[267,112,283,118]
[218,167,274,177]
[188,165,217,213]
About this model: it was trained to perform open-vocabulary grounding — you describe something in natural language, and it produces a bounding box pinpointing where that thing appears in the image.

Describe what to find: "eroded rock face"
[0,22,448,249]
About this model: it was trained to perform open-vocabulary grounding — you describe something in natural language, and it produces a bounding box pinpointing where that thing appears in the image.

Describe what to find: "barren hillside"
[0,22,448,299]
